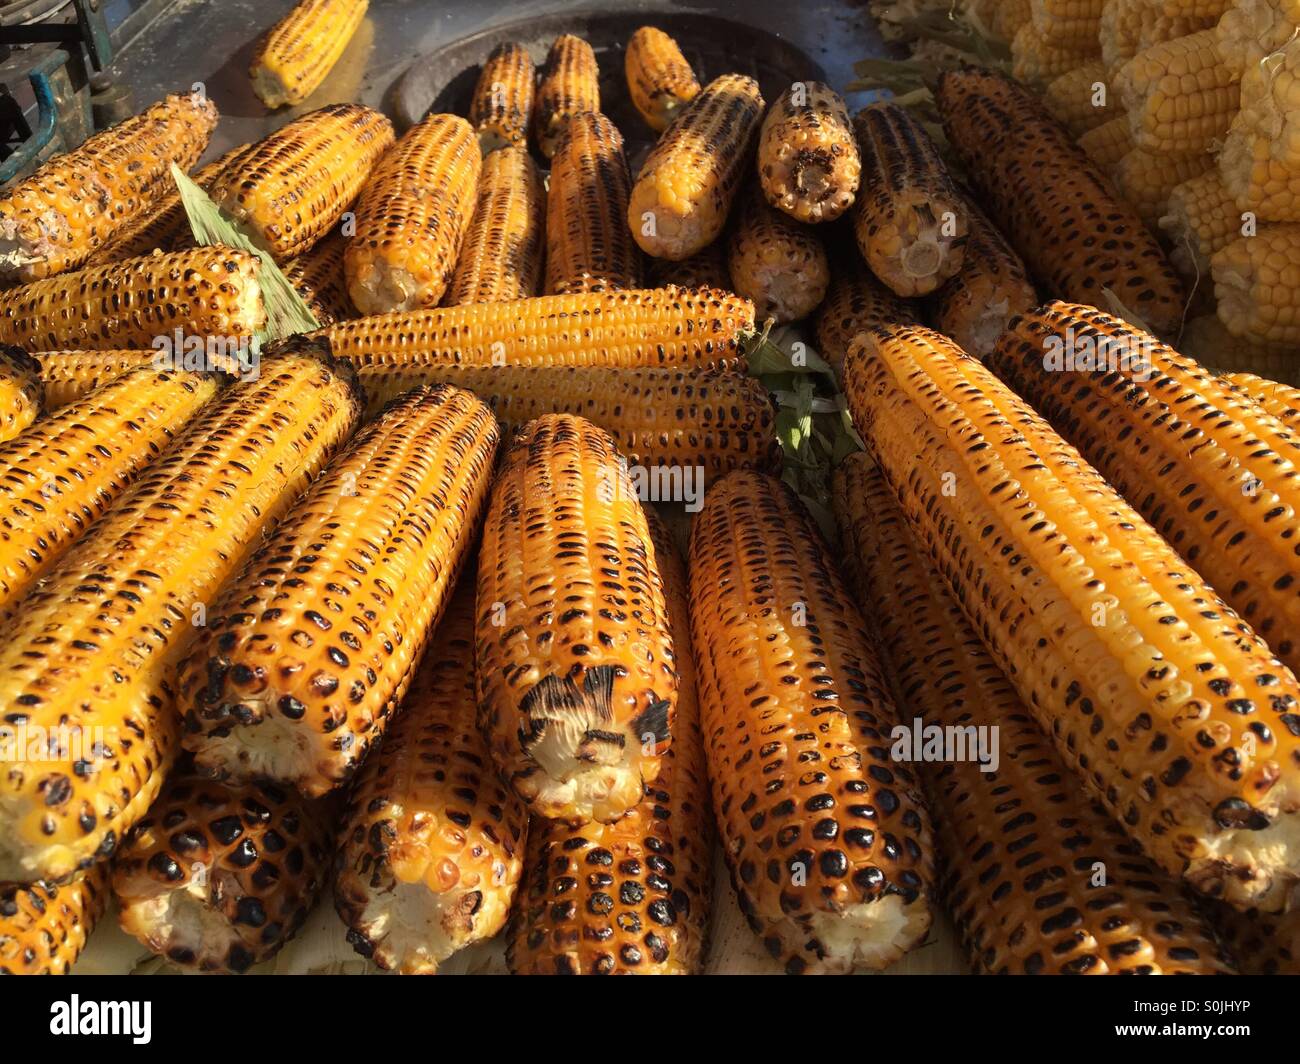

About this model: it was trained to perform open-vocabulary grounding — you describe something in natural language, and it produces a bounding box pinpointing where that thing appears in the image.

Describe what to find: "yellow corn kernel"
[284,231,352,324]
[813,253,918,376]
[1115,147,1214,227]
[469,43,535,153]
[1213,225,1300,345]
[1077,113,1135,166]
[1044,60,1115,136]
[726,187,828,324]
[625,26,701,132]
[0,347,41,442]
[1220,36,1300,223]
[532,34,599,159]
[1160,169,1253,280]
[757,81,861,224]
[1012,21,1101,84]
[0,867,108,974]
[250,0,369,109]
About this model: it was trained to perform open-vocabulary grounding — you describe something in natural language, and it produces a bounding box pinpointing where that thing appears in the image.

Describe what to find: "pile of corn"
[3,0,1300,979]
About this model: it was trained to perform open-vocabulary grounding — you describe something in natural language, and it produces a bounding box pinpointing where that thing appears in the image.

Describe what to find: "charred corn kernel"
[1180,315,1300,382]
[1218,0,1300,76]
[1221,37,1300,223]
[445,147,545,305]
[533,35,600,159]
[688,470,935,974]
[509,512,712,975]
[844,322,1300,911]
[1225,371,1300,415]
[628,74,765,261]
[1077,114,1135,166]
[35,350,160,410]
[113,776,333,972]
[0,365,219,617]
[852,102,969,298]
[0,867,108,975]
[1161,170,1250,281]
[345,114,480,314]
[356,364,779,474]
[625,26,701,133]
[544,112,643,296]
[284,231,351,324]
[726,187,828,324]
[0,92,217,282]
[334,586,528,973]
[209,104,395,263]
[1044,61,1114,136]
[1115,147,1214,227]
[0,246,265,353]
[813,254,918,376]
[1032,0,1106,47]
[993,300,1300,677]
[477,414,677,824]
[1116,30,1240,158]
[1012,22,1101,85]
[932,202,1037,359]
[937,67,1185,336]
[318,287,754,368]
[833,452,1238,976]
[250,0,368,108]
[995,0,1034,39]
[178,385,498,797]
[0,347,41,442]
[757,82,861,224]
[1211,903,1300,973]
[1214,225,1300,345]
[646,240,730,291]
[0,340,361,884]
[469,43,536,154]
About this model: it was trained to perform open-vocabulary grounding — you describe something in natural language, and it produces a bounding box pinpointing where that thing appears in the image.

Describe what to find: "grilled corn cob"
[250,0,369,109]
[345,114,480,314]
[0,92,217,283]
[0,364,219,617]
[757,82,861,224]
[1032,0,1106,47]
[209,104,395,263]
[688,470,934,974]
[1077,114,1135,167]
[852,102,969,298]
[726,187,828,324]
[1180,315,1300,383]
[1012,22,1101,84]
[469,43,536,154]
[477,414,676,824]
[178,385,497,797]
[628,74,765,261]
[833,452,1237,976]
[0,347,41,443]
[284,232,352,324]
[318,286,754,368]
[1214,225,1300,345]
[0,246,265,353]
[937,67,1185,337]
[0,867,108,975]
[813,254,918,376]
[1218,0,1300,76]
[1211,903,1300,973]
[0,340,360,884]
[334,586,528,973]
[1221,36,1300,223]
[533,35,600,159]
[509,512,712,974]
[357,364,779,474]
[931,202,1037,359]
[646,241,730,291]
[1160,169,1249,281]
[1044,60,1115,136]
[445,147,545,305]
[843,322,1300,911]
[35,350,160,410]
[113,776,333,972]
[1115,148,1215,227]
[625,26,701,133]
[1224,371,1300,418]
[545,112,643,295]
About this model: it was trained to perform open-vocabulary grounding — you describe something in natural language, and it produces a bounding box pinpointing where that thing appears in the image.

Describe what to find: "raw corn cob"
[177,385,498,797]
[726,187,829,324]
[317,287,754,368]
[628,74,765,261]
[250,0,369,109]
[284,231,352,324]
[1100,0,1143,73]
[469,43,535,153]
[113,776,333,972]
[1115,148,1214,227]
[1211,904,1300,973]
[1160,169,1250,281]
[625,26,701,133]
[1180,315,1300,383]
[476,414,677,824]
[1031,0,1106,47]
[842,322,1300,911]
[852,102,969,298]
[0,246,266,353]
[757,82,861,224]
[937,67,1185,336]
[1224,371,1300,417]
[1077,114,1135,166]
[1214,225,1300,344]
[995,0,1034,39]
[1218,0,1300,76]
[1220,37,1300,223]
[533,35,600,159]
[334,586,528,974]
[0,364,219,617]
[0,340,361,884]
[544,112,643,295]
[509,512,713,975]
[445,146,545,304]
[208,103,395,263]
[0,347,41,443]
[1155,0,1230,17]
[0,867,108,975]
[1044,60,1115,136]
[688,471,935,974]
[1012,22,1101,85]
[0,92,217,283]
[813,254,918,376]
[931,201,1037,359]
[345,114,481,314]
[646,241,730,291]
[356,364,779,474]
[1115,30,1240,159]
[992,301,1300,673]
[34,350,161,410]
[832,453,1237,976]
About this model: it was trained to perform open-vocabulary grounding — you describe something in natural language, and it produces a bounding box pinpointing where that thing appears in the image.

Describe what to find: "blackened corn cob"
[35,350,161,410]
[0,867,108,975]
[0,347,42,443]
[688,471,935,974]
[1225,373,1300,424]
[758,81,861,224]
[813,254,917,377]
[625,26,701,133]
[533,35,600,159]
[469,43,536,154]
[250,0,370,109]
[284,231,352,324]
[726,187,829,324]
[646,240,730,291]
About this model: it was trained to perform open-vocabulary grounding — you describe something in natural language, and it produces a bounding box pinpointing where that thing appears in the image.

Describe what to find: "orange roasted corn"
[726,186,829,324]
[757,81,861,224]
[533,35,600,159]
[0,347,41,442]
[469,43,536,154]
[250,0,370,109]
[625,26,701,132]
[0,867,108,975]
